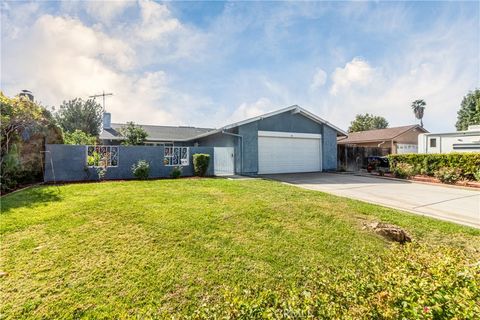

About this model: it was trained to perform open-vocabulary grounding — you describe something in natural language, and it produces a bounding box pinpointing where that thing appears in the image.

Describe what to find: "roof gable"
[192,105,348,140]
[338,125,428,144]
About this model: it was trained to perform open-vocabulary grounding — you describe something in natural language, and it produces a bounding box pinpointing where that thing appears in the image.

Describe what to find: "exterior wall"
[395,129,423,144]
[322,125,338,171]
[236,111,336,174]
[238,122,259,175]
[418,132,480,153]
[44,144,214,182]
[195,131,240,173]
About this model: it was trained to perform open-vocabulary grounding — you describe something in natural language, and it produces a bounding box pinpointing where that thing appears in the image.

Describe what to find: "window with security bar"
[86,146,119,167]
[164,146,189,166]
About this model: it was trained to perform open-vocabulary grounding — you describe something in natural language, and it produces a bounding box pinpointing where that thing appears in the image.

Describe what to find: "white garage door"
[258,131,322,174]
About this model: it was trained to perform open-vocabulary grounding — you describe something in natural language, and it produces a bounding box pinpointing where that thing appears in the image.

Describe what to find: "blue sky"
[1,1,479,132]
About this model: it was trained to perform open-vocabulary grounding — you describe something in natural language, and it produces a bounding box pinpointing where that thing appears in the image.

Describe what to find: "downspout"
[221,131,243,174]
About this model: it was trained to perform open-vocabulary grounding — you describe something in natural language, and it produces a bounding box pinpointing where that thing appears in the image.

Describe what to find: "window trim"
[86,145,119,168]
[429,138,437,148]
[164,146,189,166]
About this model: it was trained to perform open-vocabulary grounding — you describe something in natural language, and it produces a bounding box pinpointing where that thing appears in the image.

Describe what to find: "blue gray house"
[100,105,346,175]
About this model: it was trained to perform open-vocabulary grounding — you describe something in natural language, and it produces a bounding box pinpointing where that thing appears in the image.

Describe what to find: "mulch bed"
[370,173,480,189]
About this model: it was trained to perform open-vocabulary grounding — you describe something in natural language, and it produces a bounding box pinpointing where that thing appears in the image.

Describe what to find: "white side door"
[214,147,235,176]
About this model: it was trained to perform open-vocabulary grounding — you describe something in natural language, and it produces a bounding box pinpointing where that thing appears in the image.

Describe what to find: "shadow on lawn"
[1,186,62,214]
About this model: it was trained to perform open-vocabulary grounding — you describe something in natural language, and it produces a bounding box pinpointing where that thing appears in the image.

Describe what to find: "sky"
[1,1,479,132]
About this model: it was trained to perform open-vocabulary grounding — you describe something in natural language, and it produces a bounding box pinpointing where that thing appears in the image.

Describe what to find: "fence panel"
[44,145,214,182]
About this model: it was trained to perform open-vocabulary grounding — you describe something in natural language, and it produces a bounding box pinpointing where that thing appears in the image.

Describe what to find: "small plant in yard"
[96,166,107,180]
[193,153,210,176]
[435,167,462,184]
[392,162,415,179]
[171,166,182,179]
[131,160,150,180]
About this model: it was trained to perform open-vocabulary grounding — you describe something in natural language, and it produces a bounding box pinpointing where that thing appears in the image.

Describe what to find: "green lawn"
[1,178,479,319]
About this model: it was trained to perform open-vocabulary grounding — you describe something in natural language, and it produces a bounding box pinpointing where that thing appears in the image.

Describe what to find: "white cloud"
[84,0,135,25]
[136,0,181,41]
[0,12,196,126]
[310,68,327,89]
[330,57,376,95]
[227,98,274,123]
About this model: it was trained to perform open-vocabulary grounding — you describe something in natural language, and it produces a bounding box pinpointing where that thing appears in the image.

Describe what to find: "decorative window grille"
[86,145,119,167]
[164,146,189,166]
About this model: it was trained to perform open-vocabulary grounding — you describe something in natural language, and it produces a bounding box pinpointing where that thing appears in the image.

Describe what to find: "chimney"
[103,112,111,130]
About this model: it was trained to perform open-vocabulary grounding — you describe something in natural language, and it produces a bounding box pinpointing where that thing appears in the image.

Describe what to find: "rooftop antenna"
[89,91,113,112]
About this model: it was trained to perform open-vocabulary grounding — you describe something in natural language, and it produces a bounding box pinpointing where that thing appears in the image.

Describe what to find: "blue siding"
[44,144,214,182]
[257,112,322,134]
[236,110,335,174]
[322,125,338,171]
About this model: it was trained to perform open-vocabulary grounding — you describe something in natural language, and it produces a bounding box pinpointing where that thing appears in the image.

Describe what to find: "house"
[417,125,480,153]
[337,125,428,154]
[100,105,347,175]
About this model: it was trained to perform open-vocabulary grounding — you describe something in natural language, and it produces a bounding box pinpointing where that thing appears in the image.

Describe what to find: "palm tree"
[411,99,426,127]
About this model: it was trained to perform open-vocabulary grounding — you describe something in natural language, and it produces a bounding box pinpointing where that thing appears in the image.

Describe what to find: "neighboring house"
[99,105,347,175]
[417,125,480,154]
[337,125,428,154]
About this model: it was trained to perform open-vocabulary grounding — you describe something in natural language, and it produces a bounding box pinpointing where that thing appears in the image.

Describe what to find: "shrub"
[64,129,97,145]
[171,166,182,179]
[388,153,480,180]
[96,167,107,180]
[435,167,462,184]
[392,162,415,179]
[192,243,480,319]
[193,154,210,177]
[473,169,480,182]
[131,160,150,180]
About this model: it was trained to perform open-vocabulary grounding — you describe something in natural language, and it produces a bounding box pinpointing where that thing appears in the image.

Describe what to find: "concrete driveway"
[263,172,480,228]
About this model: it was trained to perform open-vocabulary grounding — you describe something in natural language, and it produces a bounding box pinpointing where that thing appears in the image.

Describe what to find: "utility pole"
[89,91,113,112]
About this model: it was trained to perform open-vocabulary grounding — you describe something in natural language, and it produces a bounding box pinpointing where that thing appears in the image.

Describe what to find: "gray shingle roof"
[100,123,215,142]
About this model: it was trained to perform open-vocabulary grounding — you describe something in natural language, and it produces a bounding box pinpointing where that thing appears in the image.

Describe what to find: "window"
[164,146,189,166]
[86,145,119,167]
[429,138,437,148]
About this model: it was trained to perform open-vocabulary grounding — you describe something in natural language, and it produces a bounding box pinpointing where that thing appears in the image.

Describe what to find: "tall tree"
[411,99,426,127]
[1,92,62,193]
[348,113,389,132]
[55,98,103,136]
[120,122,148,145]
[455,89,480,131]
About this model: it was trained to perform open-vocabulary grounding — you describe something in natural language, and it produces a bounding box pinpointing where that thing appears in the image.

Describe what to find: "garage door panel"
[258,134,322,174]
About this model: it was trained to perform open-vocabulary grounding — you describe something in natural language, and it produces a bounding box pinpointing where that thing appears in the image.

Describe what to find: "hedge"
[193,154,211,177]
[387,153,480,179]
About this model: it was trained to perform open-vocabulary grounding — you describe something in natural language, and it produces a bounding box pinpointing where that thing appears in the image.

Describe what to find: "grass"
[1,178,479,318]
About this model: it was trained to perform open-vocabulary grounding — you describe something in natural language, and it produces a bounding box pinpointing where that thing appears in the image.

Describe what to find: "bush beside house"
[193,154,210,177]
[131,160,150,180]
[388,153,480,182]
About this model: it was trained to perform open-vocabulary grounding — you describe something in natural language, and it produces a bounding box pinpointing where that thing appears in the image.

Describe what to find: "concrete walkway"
[263,173,480,228]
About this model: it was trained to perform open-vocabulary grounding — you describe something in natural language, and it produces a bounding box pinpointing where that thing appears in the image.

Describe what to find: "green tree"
[411,99,426,127]
[1,92,62,193]
[120,122,148,145]
[64,129,97,145]
[456,89,480,131]
[348,113,389,133]
[55,98,103,136]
